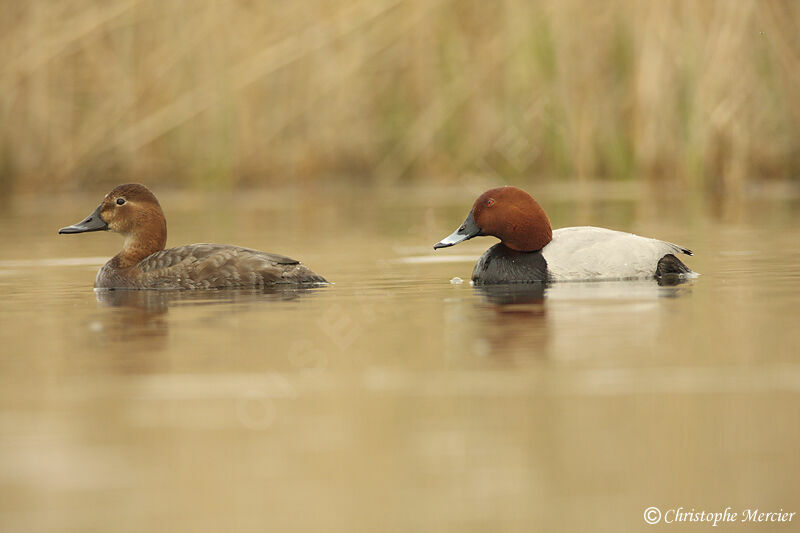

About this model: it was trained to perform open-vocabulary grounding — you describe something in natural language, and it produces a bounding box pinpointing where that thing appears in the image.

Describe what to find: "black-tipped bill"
[58,204,108,234]
[434,210,482,249]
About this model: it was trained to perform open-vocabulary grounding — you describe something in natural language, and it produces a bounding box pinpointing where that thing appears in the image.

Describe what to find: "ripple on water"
[391,255,479,264]
[0,257,107,268]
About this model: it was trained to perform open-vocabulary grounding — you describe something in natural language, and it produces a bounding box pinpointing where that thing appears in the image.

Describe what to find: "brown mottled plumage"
[59,184,327,289]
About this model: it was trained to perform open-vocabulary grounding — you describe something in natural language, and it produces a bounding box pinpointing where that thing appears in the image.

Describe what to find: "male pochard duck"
[434,186,694,284]
[59,184,327,289]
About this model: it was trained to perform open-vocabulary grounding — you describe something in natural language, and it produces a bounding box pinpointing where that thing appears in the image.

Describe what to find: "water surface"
[1,183,799,532]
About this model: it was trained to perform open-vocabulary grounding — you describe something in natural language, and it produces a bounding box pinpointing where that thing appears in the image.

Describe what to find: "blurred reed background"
[1,0,799,193]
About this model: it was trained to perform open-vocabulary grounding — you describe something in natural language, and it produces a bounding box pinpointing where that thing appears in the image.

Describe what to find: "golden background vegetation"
[1,0,799,192]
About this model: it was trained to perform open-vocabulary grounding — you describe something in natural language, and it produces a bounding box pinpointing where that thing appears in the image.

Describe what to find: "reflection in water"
[469,284,549,362]
[474,279,693,308]
[95,286,324,311]
[93,289,171,353]
[469,279,694,363]
[474,283,546,306]
[91,287,326,357]
[475,278,692,307]
[545,279,693,301]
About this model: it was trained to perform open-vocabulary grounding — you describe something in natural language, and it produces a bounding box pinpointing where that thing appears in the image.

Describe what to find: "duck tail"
[656,253,693,279]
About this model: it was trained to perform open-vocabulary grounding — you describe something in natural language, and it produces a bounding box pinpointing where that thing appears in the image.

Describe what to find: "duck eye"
[116,198,126,205]
[486,198,495,207]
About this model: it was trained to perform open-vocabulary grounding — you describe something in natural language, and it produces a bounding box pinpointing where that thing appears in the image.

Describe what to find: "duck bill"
[58,204,108,234]
[434,210,483,249]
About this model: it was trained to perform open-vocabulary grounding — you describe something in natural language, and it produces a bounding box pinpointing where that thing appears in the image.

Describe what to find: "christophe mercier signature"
[645,506,796,526]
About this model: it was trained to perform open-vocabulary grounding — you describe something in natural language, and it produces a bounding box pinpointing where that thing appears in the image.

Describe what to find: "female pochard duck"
[434,186,694,284]
[59,184,327,289]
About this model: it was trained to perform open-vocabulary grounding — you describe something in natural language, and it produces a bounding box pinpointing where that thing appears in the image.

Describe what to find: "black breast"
[472,243,549,284]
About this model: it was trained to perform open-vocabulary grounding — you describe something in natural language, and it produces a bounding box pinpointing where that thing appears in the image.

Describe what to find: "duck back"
[541,227,692,281]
